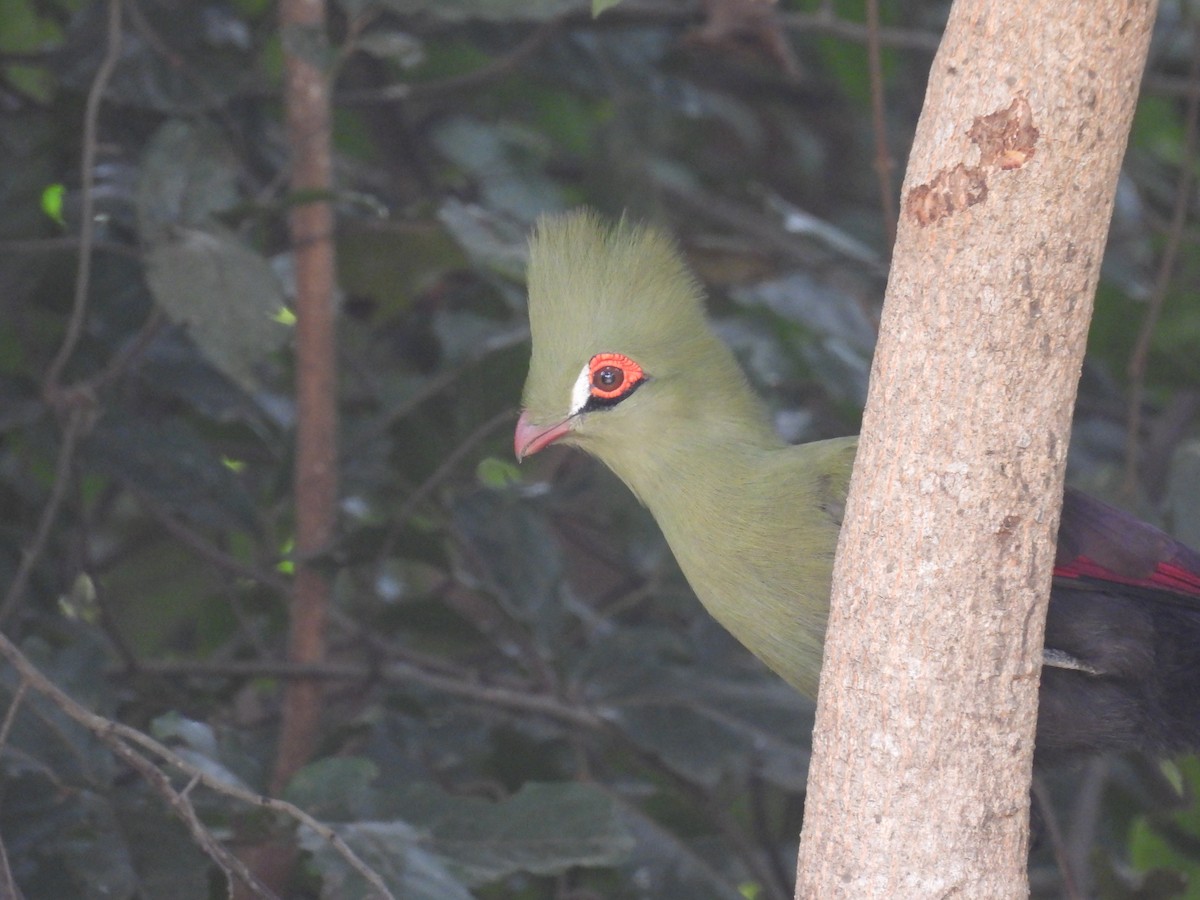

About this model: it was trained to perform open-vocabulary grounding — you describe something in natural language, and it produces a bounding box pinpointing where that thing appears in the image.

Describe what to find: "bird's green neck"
[587,383,850,697]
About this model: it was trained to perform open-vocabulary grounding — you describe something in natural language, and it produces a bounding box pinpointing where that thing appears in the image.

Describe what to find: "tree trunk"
[795,1,1157,897]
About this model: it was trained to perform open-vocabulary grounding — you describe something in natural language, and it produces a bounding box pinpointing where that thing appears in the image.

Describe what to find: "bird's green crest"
[522,210,712,418]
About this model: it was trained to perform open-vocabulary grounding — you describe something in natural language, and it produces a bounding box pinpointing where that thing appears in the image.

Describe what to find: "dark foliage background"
[1,1,1200,897]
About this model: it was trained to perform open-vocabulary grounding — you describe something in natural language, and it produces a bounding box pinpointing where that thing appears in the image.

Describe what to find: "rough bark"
[795,2,1157,897]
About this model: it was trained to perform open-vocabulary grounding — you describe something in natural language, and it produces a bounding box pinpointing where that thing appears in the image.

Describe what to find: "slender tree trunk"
[796,2,1157,897]
[240,0,336,894]
[273,0,337,798]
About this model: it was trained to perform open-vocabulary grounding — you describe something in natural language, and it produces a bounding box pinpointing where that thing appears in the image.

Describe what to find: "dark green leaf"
[301,820,474,900]
[583,640,813,790]
[452,489,564,643]
[136,120,240,240]
[615,800,749,900]
[394,781,634,885]
[285,756,382,820]
[82,413,259,530]
[143,229,290,391]
[115,790,210,900]
[341,0,576,20]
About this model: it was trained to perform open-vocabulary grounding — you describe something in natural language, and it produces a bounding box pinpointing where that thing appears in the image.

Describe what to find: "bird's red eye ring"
[588,352,644,401]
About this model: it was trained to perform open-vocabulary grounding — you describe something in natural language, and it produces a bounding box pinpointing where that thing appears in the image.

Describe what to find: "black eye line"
[581,372,648,413]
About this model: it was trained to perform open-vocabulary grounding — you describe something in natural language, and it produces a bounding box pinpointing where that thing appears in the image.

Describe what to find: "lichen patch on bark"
[904,94,1039,227]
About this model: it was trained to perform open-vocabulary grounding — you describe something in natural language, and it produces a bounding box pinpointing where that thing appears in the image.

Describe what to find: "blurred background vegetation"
[2,0,1200,897]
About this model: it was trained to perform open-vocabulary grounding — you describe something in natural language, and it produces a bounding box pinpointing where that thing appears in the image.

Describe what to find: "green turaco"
[514,210,1200,756]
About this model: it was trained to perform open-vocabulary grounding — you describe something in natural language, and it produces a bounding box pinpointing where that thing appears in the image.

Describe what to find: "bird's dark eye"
[585,352,646,407]
[593,365,623,391]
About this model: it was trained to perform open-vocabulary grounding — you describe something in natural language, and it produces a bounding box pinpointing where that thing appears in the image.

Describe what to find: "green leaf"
[57,572,99,623]
[0,0,62,101]
[437,199,531,280]
[47,791,140,900]
[136,120,241,239]
[615,800,748,900]
[148,712,256,796]
[285,757,382,820]
[115,790,210,899]
[394,781,634,885]
[593,0,623,15]
[433,118,562,222]
[475,456,522,490]
[451,489,564,642]
[579,636,813,790]
[40,182,65,225]
[357,29,426,68]
[151,712,220,757]
[82,413,260,530]
[143,228,290,391]
[0,631,118,786]
[305,781,633,896]
[301,820,473,900]
[1130,757,1200,891]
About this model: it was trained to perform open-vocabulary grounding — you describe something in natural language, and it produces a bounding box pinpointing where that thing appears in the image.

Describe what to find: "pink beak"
[514,411,571,461]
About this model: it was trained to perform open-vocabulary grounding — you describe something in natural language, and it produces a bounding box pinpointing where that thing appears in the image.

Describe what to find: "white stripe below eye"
[570,362,591,415]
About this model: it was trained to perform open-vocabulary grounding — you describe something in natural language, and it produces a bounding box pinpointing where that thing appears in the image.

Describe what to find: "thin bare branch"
[1031,776,1084,900]
[0,237,141,260]
[136,496,291,595]
[864,0,897,251]
[337,18,564,105]
[129,657,605,731]
[0,628,397,900]
[0,681,29,753]
[43,0,123,395]
[1125,19,1200,492]
[0,409,87,625]
[0,829,23,900]
[107,740,279,900]
[779,8,940,52]
[376,407,517,567]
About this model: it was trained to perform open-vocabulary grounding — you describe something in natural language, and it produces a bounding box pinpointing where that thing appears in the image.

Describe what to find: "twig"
[0,409,87,625]
[136,496,292,595]
[0,681,28,753]
[1031,775,1083,900]
[864,0,897,251]
[130,657,606,731]
[0,628,397,900]
[1143,71,1200,100]
[107,740,279,900]
[1125,19,1200,493]
[747,771,791,900]
[778,8,940,52]
[345,328,529,455]
[42,0,123,395]
[662,176,886,277]
[332,3,942,112]
[375,407,517,568]
[0,237,141,260]
[0,829,23,900]
[1064,757,1109,898]
[91,308,165,391]
[4,0,127,625]
[336,19,563,105]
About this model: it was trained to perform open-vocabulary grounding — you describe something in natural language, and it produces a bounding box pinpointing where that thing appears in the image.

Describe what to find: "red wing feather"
[1053,488,1200,600]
